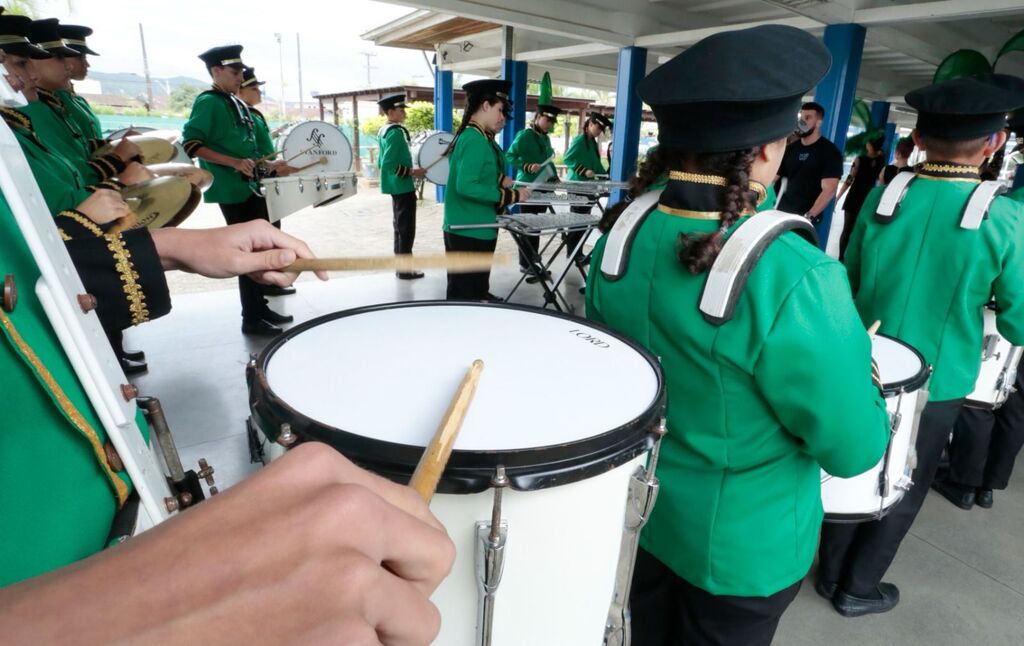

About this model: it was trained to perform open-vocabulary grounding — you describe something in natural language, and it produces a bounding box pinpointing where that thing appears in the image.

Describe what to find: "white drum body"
[966,307,1022,409]
[312,170,357,207]
[247,302,665,646]
[263,175,316,223]
[279,120,353,173]
[821,335,929,522]
[412,130,453,186]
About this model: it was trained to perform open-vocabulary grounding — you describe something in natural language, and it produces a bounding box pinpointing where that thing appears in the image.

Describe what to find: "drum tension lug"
[278,423,297,448]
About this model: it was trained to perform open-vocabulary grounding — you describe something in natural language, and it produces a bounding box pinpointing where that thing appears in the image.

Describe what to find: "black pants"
[818,398,965,596]
[516,204,545,270]
[391,191,417,255]
[219,194,270,321]
[443,231,496,301]
[838,206,859,261]
[567,205,591,261]
[949,381,1024,490]
[629,549,801,646]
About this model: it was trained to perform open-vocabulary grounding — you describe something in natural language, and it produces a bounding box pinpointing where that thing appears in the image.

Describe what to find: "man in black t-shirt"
[775,102,844,222]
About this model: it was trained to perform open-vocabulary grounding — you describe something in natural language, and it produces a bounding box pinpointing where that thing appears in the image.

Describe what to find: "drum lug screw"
[3,274,17,313]
[120,383,139,401]
[164,496,179,513]
[179,491,194,508]
[77,293,98,313]
[197,458,217,493]
[278,423,297,447]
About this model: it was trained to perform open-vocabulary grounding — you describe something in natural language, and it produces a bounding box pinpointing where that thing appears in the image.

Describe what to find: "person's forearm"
[809,184,839,217]
[149,227,192,271]
[195,146,242,169]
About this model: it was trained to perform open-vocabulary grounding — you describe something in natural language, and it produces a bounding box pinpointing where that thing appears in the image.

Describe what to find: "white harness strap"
[698,210,818,325]
[959,180,1005,230]
[377,122,401,140]
[874,171,915,223]
[599,189,663,280]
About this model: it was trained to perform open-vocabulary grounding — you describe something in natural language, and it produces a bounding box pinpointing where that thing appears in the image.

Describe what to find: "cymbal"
[121,176,196,229]
[94,135,176,165]
[148,163,214,191]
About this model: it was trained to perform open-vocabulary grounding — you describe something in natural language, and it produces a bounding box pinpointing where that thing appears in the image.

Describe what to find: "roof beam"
[853,0,1024,26]
[516,42,619,63]
[635,15,820,49]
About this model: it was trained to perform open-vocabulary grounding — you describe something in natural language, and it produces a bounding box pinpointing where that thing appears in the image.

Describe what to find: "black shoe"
[485,293,505,303]
[815,579,838,601]
[833,583,900,617]
[261,309,294,325]
[932,479,976,510]
[396,271,425,280]
[119,356,148,375]
[120,348,145,361]
[976,488,994,509]
[263,285,296,296]
[242,319,283,337]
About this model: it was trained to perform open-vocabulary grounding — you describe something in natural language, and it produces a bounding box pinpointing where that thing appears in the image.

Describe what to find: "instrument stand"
[502,218,596,313]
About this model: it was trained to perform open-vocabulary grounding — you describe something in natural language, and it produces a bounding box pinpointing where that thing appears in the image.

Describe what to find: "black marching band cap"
[906,74,1024,141]
[59,24,99,56]
[0,11,51,59]
[377,93,407,110]
[589,111,612,130]
[241,66,265,88]
[198,44,246,69]
[29,18,80,57]
[536,104,562,119]
[638,25,831,152]
[462,78,513,105]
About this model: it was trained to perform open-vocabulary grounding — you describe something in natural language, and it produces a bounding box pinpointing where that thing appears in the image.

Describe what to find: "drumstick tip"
[867,320,882,336]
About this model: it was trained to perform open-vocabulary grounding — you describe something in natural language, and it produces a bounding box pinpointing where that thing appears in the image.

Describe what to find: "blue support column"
[884,122,898,163]
[433,67,453,203]
[500,59,527,153]
[609,46,648,206]
[870,101,897,161]
[813,24,866,248]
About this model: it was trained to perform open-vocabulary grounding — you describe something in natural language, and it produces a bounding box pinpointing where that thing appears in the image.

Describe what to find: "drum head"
[281,121,353,172]
[251,302,664,492]
[415,130,453,185]
[872,334,929,396]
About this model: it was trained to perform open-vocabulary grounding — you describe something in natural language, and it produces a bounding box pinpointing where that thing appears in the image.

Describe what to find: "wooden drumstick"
[256,145,317,165]
[291,157,328,173]
[409,359,485,502]
[867,320,882,336]
[283,252,514,274]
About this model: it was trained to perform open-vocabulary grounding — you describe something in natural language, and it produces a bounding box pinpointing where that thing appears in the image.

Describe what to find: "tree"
[404,101,434,135]
[169,85,202,114]
[360,114,388,138]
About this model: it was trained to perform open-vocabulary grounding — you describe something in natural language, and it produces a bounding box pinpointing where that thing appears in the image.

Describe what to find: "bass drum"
[105,126,191,164]
[412,130,453,186]
[278,120,353,173]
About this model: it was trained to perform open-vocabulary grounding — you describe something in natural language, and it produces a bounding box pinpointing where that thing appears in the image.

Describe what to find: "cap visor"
[2,43,55,59]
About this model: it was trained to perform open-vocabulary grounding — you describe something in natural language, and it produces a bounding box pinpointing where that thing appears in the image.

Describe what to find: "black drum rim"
[875,332,930,397]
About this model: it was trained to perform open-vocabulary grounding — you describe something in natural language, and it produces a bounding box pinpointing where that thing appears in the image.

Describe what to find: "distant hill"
[87,71,209,98]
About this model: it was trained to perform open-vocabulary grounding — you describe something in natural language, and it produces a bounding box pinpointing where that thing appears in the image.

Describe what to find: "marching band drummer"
[586,26,890,645]
[441,78,530,301]
[822,74,1024,617]
[376,93,427,280]
[563,110,611,262]
[183,45,294,336]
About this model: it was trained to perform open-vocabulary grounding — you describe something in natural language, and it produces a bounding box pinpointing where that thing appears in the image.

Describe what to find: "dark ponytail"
[444,93,504,157]
[676,148,757,274]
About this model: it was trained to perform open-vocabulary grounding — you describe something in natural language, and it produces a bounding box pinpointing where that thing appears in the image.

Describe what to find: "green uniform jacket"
[845,165,1024,401]
[506,126,555,183]
[251,107,275,158]
[1009,185,1024,203]
[377,123,415,195]
[443,123,520,241]
[586,186,889,597]
[183,88,260,205]
[55,88,103,140]
[564,133,604,181]
[0,185,169,585]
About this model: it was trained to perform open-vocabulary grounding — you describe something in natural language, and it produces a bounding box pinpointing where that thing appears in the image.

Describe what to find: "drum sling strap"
[875,172,1006,229]
[599,189,662,281]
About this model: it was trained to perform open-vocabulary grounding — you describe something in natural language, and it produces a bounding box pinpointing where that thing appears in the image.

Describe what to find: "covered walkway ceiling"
[363,0,1024,119]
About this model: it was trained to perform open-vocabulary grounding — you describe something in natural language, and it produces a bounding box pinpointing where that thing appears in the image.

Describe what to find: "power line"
[359,51,378,87]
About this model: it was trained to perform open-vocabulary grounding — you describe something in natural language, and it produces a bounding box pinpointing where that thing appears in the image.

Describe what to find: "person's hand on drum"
[111,137,143,163]
[149,220,329,286]
[268,160,299,178]
[233,157,257,178]
[0,444,455,645]
[411,167,427,179]
[116,162,156,186]
[517,187,532,203]
[526,163,540,174]
[76,188,131,225]
[584,169,596,179]
[501,175,515,189]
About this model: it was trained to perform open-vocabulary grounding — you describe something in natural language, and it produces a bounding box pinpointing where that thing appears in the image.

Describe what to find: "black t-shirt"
[882,164,913,185]
[776,137,844,215]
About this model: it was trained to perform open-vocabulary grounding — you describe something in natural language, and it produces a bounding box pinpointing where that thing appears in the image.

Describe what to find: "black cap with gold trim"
[637,25,830,152]
[0,12,51,59]
[588,111,612,131]
[58,24,99,56]
[906,74,1024,141]
[29,18,80,57]
[536,104,562,120]
[241,66,265,88]
[463,79,513,106]
[198,44,245,70]
[377,93,407,111]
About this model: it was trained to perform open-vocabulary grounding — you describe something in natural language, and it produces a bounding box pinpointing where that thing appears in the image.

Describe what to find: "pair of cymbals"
[121,175,200,230]
[93,133,179,165]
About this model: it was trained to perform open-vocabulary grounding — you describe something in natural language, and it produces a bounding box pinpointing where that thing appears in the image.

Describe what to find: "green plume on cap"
[933,49,993,84]
[539,71,552,105]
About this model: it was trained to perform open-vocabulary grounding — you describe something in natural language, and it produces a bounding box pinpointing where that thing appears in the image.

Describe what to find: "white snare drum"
[263,175,316,223]
[312,170,357,207]
[279,120,353,172]
[821,334,930,522]
[247,302,666,646]
[412,130,453,185]
[966,306,1022,410]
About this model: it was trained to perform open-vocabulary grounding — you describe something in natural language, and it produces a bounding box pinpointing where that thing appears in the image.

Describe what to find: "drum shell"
[312,171,356,207]
[965,307,1022,410]
[412,130,453,186]
[263,175,317,223]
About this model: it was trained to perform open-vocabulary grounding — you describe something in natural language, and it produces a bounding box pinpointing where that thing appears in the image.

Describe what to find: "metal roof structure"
[363,1,1024,120]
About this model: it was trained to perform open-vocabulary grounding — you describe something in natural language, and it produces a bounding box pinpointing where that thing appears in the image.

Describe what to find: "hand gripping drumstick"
[409,360,485,502]
[867,320,882,336]
[283,252,514,274]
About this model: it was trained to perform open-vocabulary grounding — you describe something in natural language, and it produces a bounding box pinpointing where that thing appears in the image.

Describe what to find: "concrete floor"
[127,192,1023,646]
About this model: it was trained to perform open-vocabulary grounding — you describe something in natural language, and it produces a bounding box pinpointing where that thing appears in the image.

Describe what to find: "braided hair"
[443,92,505,157]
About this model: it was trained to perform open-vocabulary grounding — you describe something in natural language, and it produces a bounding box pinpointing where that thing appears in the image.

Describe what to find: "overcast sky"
[23,0,432,100]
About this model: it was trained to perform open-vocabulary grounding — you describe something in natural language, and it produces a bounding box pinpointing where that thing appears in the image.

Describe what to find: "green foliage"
[933,50,992,84]
[169,85,202,114]
[404,101,435,134]
[360,114,388,137]
[91,105,149,117]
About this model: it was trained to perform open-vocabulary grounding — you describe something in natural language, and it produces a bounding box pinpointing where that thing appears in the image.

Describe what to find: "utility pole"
[275,33,286,119]
[296,33,304,119]
[138,23,153,115]
[360,51,377,87]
